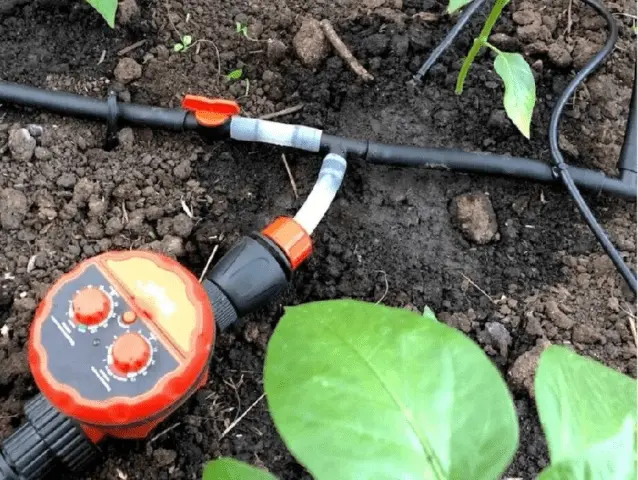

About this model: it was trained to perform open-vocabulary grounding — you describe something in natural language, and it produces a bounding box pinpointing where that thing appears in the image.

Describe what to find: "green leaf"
[264,299,518,480]
[226,68,243,81]
[493,52,536,138]
[85,0,118,28]
[422,305,438,322]
[447,0,474,14]
[173,43,184,52]
[182,35,192,47]
[538,415,637,480]
[535,345,637,463]
[202,458,278,480]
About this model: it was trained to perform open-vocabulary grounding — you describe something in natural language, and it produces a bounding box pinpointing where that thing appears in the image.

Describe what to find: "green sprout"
[450,0,536,138]
[226,68,243,81]
[173,35,193,53]
[235,22,249,37]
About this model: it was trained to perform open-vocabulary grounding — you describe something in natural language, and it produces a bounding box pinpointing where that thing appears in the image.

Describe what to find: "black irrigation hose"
[320,134,637,199]
[619,76,637,186]
[549,0,636,294]
[414,0,490,82]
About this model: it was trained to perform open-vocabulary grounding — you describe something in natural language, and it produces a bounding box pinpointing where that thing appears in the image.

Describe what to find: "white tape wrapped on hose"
[230,117,322,152]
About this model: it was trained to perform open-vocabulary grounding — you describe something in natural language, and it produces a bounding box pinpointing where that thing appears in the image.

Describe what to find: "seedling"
[236,22,249,37]
[449,0,536,138]
[201,300,636,480]
[226,68,243,81]
[173,35,193,53]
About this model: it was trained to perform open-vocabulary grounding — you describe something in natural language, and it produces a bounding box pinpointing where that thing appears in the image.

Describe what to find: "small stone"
[105,217,123,235]
[544,300,574,329]
[548,43,572,68]
[56,172,77,189]
[160,235,184,258]
[293,18,330,69]
[174,160,192,180]
[34,147,51,160]
[153,448,177,467]
[84,221,104,240]
[267,39,288,64]
[126,210,146,234]
[8,128,36,162]
[449,192,498,245]
[117,0,140,26]
[524,312,544,336]
[114,58,142,84]
[508,339,551,398]
[172,213,193,238]
[485,322,512,357]
[117,128,135,150]
[27,124,44,138]
[0,188,28,230]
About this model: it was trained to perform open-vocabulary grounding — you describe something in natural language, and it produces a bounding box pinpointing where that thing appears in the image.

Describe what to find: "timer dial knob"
[111,332,152,376]
[72,287,111,326]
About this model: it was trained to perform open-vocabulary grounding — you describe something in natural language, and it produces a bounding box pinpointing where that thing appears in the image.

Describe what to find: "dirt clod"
[114,58,142,84]
[8,128,36,161]
[172,213,194,238]
[267,39,288,64]
[547,42,572,69]
[0,188,28,230]
[439,312,472,333]
[508,339,552,398]
[152,448,177,467]
[56,172,77,189]
[544,300,574,330]
[449,192,498,245]
[293,18,329,69]
[484,321,512,357]
[117,128,135,150]
[117,0,140,26]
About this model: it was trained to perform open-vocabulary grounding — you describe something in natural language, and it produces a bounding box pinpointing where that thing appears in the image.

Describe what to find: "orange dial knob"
[111,332,152,375]
[72,287,111,326]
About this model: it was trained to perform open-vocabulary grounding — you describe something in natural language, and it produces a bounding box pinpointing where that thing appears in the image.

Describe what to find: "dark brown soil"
[0,0,636,479]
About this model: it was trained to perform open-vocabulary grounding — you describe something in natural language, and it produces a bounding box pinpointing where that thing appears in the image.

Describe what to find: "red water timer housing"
[29,250,215,441]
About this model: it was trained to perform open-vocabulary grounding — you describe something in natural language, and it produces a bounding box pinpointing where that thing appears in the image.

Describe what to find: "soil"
[0,0,636,479]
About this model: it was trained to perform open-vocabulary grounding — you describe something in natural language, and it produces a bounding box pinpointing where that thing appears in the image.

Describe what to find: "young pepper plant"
[450,0,536,138]
[86,0,118,28]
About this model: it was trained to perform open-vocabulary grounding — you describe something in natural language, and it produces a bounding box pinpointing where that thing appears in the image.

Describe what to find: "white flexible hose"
[294,153,347,235]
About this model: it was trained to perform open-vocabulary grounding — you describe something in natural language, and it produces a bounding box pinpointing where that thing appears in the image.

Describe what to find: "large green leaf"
[202,458,278,480]
[493,52,536,138]
[538,415,637,480]
[535,346,637,466]
[264,299,518,480]
[86,0,118,28]
[447,0,473,14]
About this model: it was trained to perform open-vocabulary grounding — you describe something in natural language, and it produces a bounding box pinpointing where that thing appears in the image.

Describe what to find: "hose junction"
[0,0,635,294]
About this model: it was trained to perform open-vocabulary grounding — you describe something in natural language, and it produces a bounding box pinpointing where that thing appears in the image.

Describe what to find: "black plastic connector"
[0,394,97,480]
[206,234,292,322]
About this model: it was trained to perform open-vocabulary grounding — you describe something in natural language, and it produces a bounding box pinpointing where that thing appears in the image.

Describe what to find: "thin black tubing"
[549,0,636,294]
[619,72,637,185]
[414,0,490,82]
[0,81,199,131]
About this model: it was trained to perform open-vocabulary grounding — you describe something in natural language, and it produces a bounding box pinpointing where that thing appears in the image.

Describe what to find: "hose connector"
[294,153,347,235]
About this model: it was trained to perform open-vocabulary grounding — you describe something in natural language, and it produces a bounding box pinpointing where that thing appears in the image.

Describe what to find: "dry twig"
[280,154,299,199]
[375,270,389,304]
[320,19,374,82]
[118,40,147,57]
[199,244,220,282]
[259,103,304,120]
[461,273,496,304]
[220,393,265,439]
[149,422,181,443]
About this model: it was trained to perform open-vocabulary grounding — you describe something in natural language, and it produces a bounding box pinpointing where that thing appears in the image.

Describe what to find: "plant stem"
[455,0,511,94]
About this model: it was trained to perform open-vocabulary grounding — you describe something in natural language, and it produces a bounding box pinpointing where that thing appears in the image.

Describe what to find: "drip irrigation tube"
[547,0,636,294]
